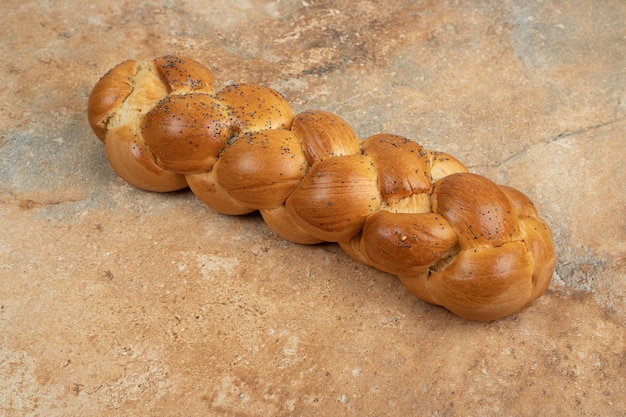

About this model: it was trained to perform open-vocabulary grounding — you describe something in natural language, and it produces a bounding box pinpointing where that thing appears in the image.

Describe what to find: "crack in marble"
[469,116,626,170]
[2,190,85,211]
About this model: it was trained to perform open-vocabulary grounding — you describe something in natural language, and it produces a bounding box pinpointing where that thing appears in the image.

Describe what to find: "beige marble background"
[1,1,625,416]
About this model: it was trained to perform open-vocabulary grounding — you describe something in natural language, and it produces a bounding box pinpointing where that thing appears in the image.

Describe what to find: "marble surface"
[1,1,625,415]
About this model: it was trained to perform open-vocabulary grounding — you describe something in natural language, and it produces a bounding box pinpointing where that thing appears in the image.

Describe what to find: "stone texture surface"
[1,0,625,416]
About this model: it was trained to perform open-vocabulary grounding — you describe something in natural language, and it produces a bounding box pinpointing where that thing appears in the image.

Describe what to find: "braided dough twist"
[88,55,556,320]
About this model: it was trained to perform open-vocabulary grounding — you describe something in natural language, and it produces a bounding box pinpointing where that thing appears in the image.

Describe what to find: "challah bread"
[88,55,556,320]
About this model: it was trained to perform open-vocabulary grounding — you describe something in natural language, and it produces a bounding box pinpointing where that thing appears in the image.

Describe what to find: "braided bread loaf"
[88,55,556,321]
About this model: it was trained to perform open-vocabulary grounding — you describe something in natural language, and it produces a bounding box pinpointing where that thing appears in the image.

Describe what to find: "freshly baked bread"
[88,55,556,320]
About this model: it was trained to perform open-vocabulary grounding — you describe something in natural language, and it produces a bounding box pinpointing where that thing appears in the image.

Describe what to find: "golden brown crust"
[418,242,536,320]
[140,94,232,174]
[291,110,361,165]
[104,124,188,192]
[87,55,221,190]
[88,55,556,321]
[213,129,307,210]
[87,59,138,141]
[260,205,323,245]
[362,134,432,201]
[153,55,216,94]
[432,173,522,249]
[286,154,382,242]
[217,83,294,133]
[359,211,458,276]
[186,171,254,215]
[427,151,469,181]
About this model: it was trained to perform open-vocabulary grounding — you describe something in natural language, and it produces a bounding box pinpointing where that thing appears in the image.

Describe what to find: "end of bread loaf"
[397,173,555,320]
[87,55,219,191]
